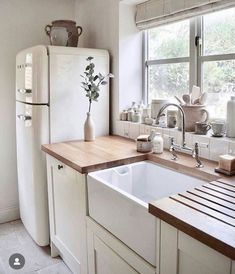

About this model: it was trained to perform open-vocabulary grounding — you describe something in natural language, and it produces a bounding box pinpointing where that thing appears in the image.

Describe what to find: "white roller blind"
[136,0,235,29]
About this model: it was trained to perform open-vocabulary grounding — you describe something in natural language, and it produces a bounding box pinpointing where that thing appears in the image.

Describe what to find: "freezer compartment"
[16,46,48,104]
[16,101,49,246]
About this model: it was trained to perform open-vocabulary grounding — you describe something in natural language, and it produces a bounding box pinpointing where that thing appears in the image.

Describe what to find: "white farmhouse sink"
[87,161,205,266]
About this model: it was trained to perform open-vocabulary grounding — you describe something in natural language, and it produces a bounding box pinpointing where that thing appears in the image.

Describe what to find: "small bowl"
[145,117,154,125]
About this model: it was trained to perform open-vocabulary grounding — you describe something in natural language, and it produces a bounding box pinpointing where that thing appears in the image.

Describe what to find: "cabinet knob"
[58,165,63,170]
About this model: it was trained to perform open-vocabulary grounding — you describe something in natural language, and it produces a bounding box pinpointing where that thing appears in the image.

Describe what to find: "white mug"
[210,120,226,137]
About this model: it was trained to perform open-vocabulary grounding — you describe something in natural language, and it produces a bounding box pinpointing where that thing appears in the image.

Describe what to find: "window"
[147,20,190,102]
[200,8,235,118]
[146,7,235,118]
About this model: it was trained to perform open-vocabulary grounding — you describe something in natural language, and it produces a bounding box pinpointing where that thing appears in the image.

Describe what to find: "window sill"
[116,120,235,162]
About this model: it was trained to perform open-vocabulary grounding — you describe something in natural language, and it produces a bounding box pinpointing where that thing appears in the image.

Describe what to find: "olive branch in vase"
[81,56,114,113]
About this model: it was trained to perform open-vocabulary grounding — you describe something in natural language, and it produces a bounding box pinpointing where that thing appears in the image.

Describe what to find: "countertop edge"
[42,143,148,174]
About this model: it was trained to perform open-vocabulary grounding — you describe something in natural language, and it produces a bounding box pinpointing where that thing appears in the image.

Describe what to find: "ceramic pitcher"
[178,105,209,132]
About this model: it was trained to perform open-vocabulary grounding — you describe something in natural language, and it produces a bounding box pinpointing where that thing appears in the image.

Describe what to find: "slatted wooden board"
[149,179,235,260]
[171,181,235,227]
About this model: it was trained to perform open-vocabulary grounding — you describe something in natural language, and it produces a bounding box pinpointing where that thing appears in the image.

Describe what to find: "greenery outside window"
[145,7,235,118]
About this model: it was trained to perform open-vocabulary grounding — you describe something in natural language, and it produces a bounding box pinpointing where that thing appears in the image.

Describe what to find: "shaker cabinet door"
[160,221,232,274]
[92,235,138,274]
[46,155,88,274]
[87,218,156,274]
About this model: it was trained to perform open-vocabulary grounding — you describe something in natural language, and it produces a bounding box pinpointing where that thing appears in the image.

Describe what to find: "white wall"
[75,0,143,133]
[75,0,120,132]
[119,3,143,111]
[0,0,75,223]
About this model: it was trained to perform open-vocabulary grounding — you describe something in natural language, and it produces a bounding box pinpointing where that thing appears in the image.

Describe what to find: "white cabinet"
[46,155,88,274]
[87,217,156,274]
[159,221,233,274]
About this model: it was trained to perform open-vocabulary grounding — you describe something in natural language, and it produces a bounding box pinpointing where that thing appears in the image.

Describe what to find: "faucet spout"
[156,103,186,147]
[156,103,204,168]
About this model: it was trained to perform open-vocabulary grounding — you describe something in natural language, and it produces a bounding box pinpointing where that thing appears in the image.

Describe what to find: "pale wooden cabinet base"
[160,221,234,274]
[87,217,156,274]
[46,154,235,274]
[46,155,88,274]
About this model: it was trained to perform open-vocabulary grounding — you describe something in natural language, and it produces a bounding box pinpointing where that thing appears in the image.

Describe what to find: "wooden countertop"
[42,136,146,173]
[42,135,235,260]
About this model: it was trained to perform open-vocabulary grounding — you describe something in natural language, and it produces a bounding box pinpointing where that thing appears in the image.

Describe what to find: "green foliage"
[81,56,113,113]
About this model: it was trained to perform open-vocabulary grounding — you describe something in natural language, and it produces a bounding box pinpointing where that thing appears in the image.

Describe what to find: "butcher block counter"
[42,135,235,261]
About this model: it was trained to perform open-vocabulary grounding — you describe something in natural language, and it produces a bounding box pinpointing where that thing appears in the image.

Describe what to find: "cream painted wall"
[75,0,143,133]
[119,3,143,111]
[75,0,120,132]
[0,0,75,223]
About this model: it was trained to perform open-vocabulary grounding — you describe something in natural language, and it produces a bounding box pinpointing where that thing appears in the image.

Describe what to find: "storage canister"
[226,96,235,138]
[136,135,152,153]
[167,110,177,128]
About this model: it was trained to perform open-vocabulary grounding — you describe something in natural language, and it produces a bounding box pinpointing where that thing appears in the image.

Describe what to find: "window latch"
[195,36,202,47]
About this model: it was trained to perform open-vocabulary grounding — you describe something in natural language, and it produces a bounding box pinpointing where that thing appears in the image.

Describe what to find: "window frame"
[144,18,198,104]
[197,15,235,90]
[144,10,235,112]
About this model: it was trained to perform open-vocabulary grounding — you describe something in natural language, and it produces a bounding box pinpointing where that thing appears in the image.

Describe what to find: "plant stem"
[88,99,92,113]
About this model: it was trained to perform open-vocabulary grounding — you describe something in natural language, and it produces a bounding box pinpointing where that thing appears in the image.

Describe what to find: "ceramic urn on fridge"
[45,20,83,47]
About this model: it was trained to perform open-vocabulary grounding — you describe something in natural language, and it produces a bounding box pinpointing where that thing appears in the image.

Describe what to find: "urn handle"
[45,24,52,36]
[77,26,83,37]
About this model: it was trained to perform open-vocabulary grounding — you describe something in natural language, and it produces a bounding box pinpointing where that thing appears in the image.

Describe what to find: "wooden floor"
[0,220,71,274]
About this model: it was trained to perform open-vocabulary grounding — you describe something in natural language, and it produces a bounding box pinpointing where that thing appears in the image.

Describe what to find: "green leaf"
[86,56,94,61]
[98,73,104,80]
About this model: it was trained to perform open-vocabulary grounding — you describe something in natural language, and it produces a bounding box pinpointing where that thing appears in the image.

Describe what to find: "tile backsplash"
[116,121,235,162]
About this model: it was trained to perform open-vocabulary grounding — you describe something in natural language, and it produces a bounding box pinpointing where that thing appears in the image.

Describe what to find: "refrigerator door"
[16,101,49,246]
[48,47,110,142]
[16,46,48,104]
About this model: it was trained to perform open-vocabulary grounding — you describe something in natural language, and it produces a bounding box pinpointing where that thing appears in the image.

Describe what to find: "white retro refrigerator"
[16,46,109,246]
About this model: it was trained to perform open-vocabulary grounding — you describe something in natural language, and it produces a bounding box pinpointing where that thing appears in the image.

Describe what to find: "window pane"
[203,60,235,118]
[148,63,189,102]
[203,8,235,56]
[148,20,189,60]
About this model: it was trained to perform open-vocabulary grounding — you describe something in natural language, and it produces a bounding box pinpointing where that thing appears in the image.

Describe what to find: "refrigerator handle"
[17,88,32,94]
[17,114,32,121]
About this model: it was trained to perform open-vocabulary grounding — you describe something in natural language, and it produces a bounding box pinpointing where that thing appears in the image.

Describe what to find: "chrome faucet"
[156,103,203,168]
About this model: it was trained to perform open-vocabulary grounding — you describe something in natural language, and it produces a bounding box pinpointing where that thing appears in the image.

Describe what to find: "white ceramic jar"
[121,110,128,121]
[132,111,141,123]
[152,133,163,154]
[226,96,235,138]
[127,108,134,121]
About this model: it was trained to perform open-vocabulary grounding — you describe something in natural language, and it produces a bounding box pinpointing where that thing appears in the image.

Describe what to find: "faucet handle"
[169,137,178,161]
[170,137,175,146]
[192,142,199,158]
[193,142,204,168]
